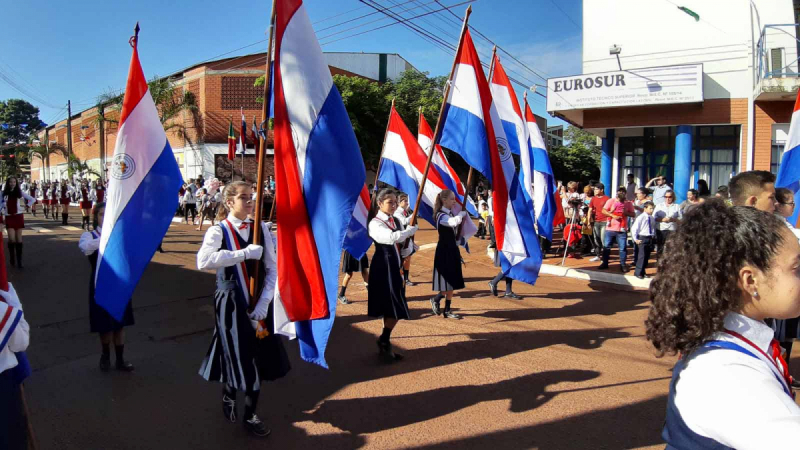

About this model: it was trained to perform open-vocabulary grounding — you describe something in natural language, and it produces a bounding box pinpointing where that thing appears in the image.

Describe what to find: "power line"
[545,0,581,30]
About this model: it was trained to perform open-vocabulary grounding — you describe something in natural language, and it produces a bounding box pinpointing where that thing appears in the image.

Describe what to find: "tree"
[0,99,45,145]
[389,70,446,127]
[333,75,392,170]
[548,126,601,183]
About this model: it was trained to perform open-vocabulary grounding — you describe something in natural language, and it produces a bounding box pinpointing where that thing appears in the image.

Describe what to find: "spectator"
[646,175,672,205]
[633,187,651,217]
[680,189,702,214]
[625,173,637,201]
[183,187,196,225]
[588,183,610,262]
[776,187,800,241]
[561,181,581,221]
[631,201,656,279]
[697,179,711,198]
[653,190,681,258]
[729,170,776,212]
[598,187,635,272]
[579,185,595,256]
[715,185,731,205]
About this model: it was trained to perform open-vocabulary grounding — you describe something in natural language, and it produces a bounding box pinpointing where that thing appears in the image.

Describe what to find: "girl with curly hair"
[646,199,800,448]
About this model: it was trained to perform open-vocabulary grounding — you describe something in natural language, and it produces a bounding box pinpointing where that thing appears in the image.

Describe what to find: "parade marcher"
[49,182,59,222]
[646,200,800,448]
[430,189,467,319]
[27,182,37,217]
[338,250,369,305]
[3,177,35,269]
[37,182,46,218]
[195,188,209,231]
[0,282,30,450]
[368,188,418,362]
[197,181,290,438]
[183,186,196,225]
[93,180,106,206]
[394,192,418,286]
[79,181,93,230]
[78,202,135,372]
[59,180,71,225]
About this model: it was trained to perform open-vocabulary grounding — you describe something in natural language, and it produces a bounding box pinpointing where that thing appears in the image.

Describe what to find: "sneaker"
[488,281,499,297]
[430,297,441,315]
[503,292,522,300]
[243,414,271,437]
[590,256,600,262]
[222,394,237,423]
[405,279,416,287]
[376,339,404,363]
[443,310,462,319]
[116,361,135,372]
[338,295,350,305]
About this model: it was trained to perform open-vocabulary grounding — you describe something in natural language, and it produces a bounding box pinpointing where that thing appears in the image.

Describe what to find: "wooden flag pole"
[371,98,395,202]
[248,0,277,310]
[409,5,472,227]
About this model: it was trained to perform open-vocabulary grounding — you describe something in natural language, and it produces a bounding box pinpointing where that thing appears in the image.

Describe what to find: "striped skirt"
[198,280,290,392]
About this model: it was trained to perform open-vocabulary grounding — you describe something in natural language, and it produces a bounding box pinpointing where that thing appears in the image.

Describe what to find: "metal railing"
[755,24,800,86]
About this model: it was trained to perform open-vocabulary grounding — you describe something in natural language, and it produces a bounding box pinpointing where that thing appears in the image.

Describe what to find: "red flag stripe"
[491,54,523,120]
[389,107,449,189]
[118,42,149,127]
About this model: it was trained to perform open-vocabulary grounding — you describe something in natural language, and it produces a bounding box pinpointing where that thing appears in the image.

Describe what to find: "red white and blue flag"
[96,30,183,320]
[439,31,540,285]
[342,185,372,259]
[378,105,477,238]
[0,240,30,384]
[777,90,800,226]
[417,112,477,216]
[238,108,247,155]
[523,99,557,241]
[272,0,366,367]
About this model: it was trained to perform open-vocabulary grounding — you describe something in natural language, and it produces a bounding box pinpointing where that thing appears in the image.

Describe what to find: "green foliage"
[0,99,45,145]
[389,70,446,127]
[548,126,601,183]
[333,74,392,170]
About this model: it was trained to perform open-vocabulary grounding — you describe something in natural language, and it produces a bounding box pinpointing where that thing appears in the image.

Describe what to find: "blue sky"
[0,0,582,128]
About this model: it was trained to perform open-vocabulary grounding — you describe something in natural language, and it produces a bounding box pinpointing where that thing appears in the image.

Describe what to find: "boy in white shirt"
[631,201,655,279]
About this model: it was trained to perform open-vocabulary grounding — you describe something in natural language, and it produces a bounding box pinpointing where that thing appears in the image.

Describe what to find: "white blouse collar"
[441,207,452,214]
[376,211,391,220]
[722,312,775,353]
[226,213,251,227]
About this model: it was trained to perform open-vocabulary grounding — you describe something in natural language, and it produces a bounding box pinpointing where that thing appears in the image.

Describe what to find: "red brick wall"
[754,101,792,171]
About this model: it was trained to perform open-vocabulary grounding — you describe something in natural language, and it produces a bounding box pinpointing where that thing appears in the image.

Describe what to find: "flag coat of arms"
[272,0,366,367]
[777,90,800,226]
[439,31,540,284]
[95,32,184,320]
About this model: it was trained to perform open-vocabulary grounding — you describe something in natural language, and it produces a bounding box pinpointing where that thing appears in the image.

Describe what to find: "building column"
[600,129,615,190]
[674,125,693,203]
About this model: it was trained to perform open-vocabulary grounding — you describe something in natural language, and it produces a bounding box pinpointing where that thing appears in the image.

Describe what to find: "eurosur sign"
[546,63,703,112]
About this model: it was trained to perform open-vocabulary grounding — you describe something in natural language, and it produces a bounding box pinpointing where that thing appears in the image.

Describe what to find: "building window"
[691,126,739,193]
[772,140,785,175]
[618,127,677,190]
[221,76,261,110]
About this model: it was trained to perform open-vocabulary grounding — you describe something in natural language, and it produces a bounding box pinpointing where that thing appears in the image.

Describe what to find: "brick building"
[33,52,415,182]
[547,0,800,201]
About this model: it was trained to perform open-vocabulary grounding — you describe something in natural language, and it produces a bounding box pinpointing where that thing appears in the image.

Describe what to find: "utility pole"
[44,127,49,182]
[66,100,73,178]
[98,104,105,182]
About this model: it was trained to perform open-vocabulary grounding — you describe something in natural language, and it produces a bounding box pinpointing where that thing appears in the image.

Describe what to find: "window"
[772,140,785,175]
[690,126,739,193]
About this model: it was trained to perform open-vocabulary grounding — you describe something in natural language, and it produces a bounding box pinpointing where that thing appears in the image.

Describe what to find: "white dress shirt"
[654,203,682,231]
[674,312,800,449]
[437,207,463,228]
[630,213,655,241]
[196,214,277,304]
[368,211,416,265]
[0,285,29,374]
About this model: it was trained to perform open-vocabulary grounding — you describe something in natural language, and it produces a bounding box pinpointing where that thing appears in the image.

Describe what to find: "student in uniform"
[49,182,60,222]
[197,181,290,438]
[183,187,196,225]
[368,188,418,362]
[393,192,418,286]
[78,202,135,372]
[59,181,72,225]
[3,177,35,269]
[0,283,30,450]
[39,182,49,219]
[646,200,800,448]
[195,188,210,231]
[79,181,93,230]
[338,250,369,305]
[94,180,106,206]
[631,201,655,279]
[27,182,37,217]
[430,189,467,319]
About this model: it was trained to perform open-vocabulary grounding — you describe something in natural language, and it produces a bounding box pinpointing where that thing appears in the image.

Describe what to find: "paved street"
[17,209,678,449]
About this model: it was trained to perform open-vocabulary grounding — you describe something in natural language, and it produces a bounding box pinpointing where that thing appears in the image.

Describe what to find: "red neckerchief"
[724,329,793,393]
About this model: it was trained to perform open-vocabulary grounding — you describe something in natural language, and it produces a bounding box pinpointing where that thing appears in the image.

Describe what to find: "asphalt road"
[11,209,708,449]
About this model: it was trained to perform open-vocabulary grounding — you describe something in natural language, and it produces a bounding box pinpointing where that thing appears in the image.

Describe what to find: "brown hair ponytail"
[433,189,454,217]
[216,181,251,222]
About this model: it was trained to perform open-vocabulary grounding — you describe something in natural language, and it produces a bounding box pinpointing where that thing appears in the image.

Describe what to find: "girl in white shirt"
[196,181,289,438]
[646,200,800,449]
[0,283,30,450]
[431,190,467,319]
[393,193,418,286]
[368,189,418,362]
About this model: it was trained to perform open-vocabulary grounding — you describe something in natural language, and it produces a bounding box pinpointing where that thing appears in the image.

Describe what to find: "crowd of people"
[557,173,736,279]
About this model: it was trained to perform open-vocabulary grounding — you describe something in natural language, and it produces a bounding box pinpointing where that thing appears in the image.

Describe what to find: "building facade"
[546,125,563,149]
[547,0,800,201]
[33,52,416,182]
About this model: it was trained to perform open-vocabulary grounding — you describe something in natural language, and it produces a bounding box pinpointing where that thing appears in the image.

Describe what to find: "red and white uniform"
[94,186,105,204]
[28,186,37,205]
[4,191,35,229]
[60,185,70,206]
[48,186,58,206]
[79,187,92,209]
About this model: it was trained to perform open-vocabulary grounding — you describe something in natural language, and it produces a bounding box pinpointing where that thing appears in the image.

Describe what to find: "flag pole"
[240,107,245,182]
[248,0,277,318]
[409,5,472,227]
[371,97,395,202]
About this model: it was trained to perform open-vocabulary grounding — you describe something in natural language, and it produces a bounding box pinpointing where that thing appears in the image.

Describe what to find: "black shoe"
[116,360,135,372]
[405,279,416,287]
[488,281,498,297]
[99,356,111,372]
[597,264,609,270]
[443,309,462,319]
[635,274,647,280]
[222,394,237,423]
[430,297,441,315]
[503,292,522,300]
[377,339,404,362]
[620,265,629,273]
[243,414,271,437]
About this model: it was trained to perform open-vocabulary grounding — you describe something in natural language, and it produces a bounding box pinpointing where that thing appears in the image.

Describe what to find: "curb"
[539,263,651,289]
